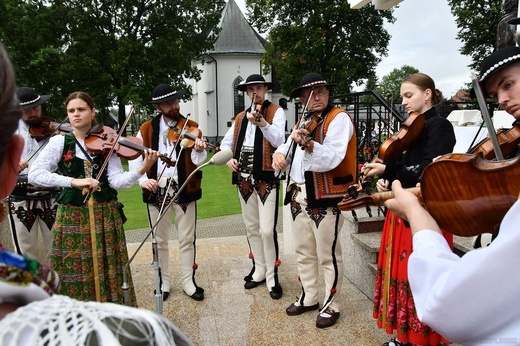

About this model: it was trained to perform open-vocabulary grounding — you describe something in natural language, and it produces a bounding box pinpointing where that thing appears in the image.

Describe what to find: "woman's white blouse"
[29,134,142,190]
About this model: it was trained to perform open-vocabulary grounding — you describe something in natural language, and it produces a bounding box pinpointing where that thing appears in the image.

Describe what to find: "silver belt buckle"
[237,146,254,174]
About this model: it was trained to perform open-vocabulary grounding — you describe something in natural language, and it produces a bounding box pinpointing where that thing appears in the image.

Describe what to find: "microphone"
[208,149,233,165]
[179,138,189,149]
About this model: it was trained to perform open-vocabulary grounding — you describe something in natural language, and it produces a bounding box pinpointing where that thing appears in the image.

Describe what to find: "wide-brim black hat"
[290,73,337,99]
[236,74,274,91]
[16,87,50,110]
[479,46,520,86]
[147,84,186,104]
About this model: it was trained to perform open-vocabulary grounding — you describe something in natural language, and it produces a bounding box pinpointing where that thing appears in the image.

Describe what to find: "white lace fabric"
[0,295,192,346]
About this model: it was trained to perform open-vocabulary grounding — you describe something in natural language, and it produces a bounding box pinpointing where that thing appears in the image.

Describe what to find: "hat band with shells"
[300,80,328,88]
[20,95,42,107]
[152,90,178,101]
[480,53,520,82]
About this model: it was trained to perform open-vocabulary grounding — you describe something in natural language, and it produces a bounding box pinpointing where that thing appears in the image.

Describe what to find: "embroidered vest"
[56,133,117,206]
[231,100,280,184]
[140,114,202,203]
[304,106,357,208]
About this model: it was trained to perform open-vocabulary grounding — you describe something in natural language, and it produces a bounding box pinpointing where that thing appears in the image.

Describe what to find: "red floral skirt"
[373,211,453,345]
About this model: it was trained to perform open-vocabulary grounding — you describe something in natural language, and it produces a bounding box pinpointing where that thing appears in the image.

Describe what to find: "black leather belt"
[11,175,60,199]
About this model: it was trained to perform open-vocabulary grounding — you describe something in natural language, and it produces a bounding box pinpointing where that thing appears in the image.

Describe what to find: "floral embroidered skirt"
[373,211,452,345]
[51,199,137,306]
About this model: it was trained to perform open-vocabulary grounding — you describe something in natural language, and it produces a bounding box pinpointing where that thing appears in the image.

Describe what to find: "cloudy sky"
[235,0,473,98]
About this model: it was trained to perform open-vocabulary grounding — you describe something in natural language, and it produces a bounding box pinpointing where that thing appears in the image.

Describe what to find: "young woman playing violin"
[377,45,520,346]
[363,73,456,346]
[28,91,159,306]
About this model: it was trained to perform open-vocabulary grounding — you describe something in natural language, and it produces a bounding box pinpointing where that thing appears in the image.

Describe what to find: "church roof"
[210,0,266,55]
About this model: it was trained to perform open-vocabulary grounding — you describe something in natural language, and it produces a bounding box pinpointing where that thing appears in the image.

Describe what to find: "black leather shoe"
[244,279,266,289]
[187,287,204,301]
[269,285,283,299]
[286,302,319,316]
[162,291,170,302]
[316,308,340,328]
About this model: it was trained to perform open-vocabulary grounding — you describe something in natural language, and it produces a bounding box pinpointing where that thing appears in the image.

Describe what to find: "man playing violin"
[129,84,207,302]
[219,74,286,300]
[272,73,357,328]
[383,46,520,345]
[7,87,58,265]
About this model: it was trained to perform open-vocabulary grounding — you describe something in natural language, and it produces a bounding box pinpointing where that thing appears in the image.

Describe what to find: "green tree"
[0,0,221,130]
[448,0,504,72]
[244,0,394,96]
[377,65,419,103]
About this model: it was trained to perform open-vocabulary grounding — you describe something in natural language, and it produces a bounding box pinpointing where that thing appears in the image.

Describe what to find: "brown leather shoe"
[316,308,340,328]
[286,302,319,316]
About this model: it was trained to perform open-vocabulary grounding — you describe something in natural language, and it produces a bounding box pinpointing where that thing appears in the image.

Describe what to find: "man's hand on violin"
[139,149,160,174]
[19,159,29,173]
[226,158,239,172]
[272,152,287,171]
[194,137,207,152]
[383,181,441,237]
[291,129,313,152]
[142,178,159,193]
[246,111,267,127]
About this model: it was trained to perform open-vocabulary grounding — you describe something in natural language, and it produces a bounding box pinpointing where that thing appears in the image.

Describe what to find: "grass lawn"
[117,153,244,230]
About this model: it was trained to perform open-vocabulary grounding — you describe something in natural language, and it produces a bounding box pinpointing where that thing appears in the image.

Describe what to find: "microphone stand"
[122,147,233,314]
[122,139,189,313]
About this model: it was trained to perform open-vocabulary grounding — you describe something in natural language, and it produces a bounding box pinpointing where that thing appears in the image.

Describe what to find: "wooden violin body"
[419,153,519,236]
[358,111,425,183]
[377,111,425,162]
[468,121,520,159]
[85,125,175,166]
[339,152,520,237]
[29,117,73,140]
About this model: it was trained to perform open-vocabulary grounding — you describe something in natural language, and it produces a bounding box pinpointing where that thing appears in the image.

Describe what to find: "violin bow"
[471,72,504,161]
[83,105,136,203]
[274,88,314,179]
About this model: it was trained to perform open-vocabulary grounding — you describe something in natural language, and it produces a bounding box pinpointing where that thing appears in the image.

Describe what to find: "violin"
[169,126,220,151]
[166,116,218,151]
[338,152,520,237]
[252,103,263,122]
[29,117,73,140]
[359,111,425,181]
[468,120,520,160]
[377,111,425,162]
[85,125,175,166]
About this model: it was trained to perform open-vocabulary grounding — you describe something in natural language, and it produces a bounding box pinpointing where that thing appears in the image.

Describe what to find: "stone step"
[352,230,477,257]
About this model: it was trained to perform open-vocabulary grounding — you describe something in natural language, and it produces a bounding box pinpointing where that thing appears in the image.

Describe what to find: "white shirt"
[16,120,41,175]
[219,106,286,151]
[129,115,207,187]
[275,110,354,184]
[409,200,520,345]
[28,134,143,190]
